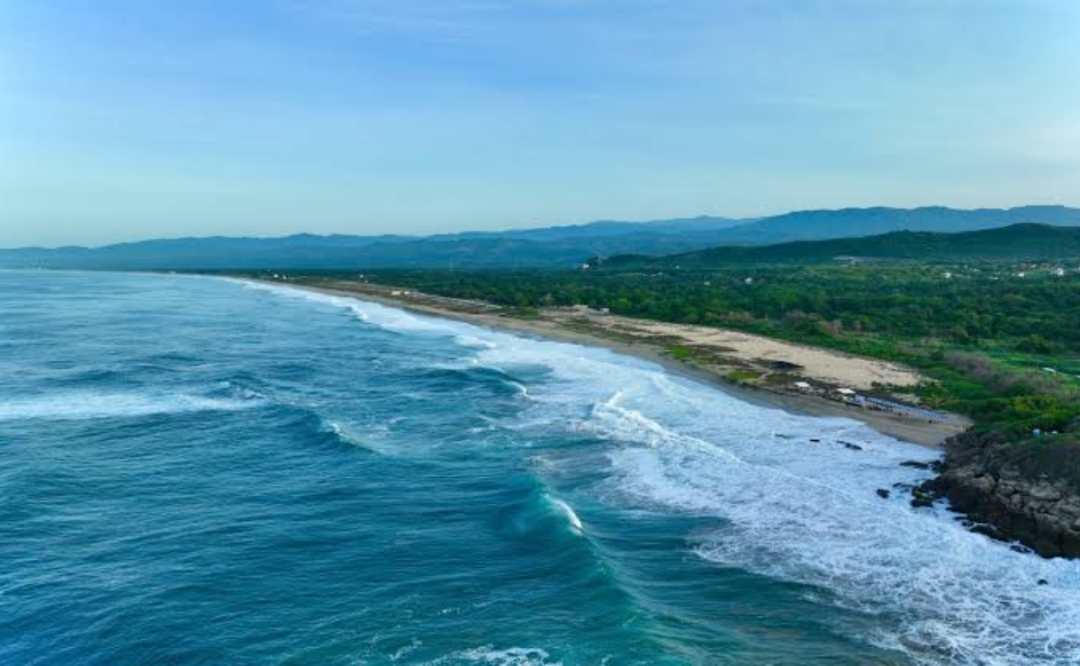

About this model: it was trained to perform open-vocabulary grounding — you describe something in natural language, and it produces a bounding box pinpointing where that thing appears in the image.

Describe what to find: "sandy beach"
[267,277,970,447]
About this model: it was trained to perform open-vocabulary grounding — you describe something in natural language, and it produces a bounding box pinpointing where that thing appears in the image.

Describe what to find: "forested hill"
[704,204,1080,244]
[596,224,1080,268]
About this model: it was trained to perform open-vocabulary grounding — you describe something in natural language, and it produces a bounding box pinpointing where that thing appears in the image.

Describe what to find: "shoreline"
[255,277,968,448]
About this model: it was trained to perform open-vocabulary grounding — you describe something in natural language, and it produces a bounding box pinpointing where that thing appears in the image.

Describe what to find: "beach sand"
[267,278,970,448]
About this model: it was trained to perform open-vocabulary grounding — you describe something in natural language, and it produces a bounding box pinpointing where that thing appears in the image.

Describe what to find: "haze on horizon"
[2,0,1079,248]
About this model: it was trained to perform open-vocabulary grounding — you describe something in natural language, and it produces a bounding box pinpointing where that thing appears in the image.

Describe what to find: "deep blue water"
[1,271,1078,666]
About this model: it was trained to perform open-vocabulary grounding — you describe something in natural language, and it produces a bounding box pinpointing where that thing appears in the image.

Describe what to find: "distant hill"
[0,217,745,270]
[2,206,1079,270]
[596,224,1080,269]
[695,205,1080,246]
[443,215,746,242]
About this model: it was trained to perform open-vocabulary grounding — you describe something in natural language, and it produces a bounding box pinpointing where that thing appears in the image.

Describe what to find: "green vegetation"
[726,370,763,384]
[666,345,696,361]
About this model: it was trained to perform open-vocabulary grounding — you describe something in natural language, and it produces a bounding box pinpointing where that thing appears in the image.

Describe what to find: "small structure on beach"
[862,396,947,422]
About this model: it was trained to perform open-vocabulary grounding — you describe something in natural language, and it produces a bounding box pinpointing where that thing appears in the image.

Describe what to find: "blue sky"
[2,0,1079,246]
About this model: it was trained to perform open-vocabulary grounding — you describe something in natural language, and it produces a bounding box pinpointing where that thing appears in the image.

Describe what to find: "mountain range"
[595,223,1080,269]
[3,206,1079,270]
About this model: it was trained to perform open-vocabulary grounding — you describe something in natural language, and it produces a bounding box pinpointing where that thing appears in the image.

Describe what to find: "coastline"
[254,277,969,448]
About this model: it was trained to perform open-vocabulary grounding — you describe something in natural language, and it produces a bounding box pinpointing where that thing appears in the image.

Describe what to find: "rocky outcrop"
[918,430,1080,558]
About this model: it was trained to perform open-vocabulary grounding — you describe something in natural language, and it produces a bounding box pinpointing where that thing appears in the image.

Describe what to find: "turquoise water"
[1,270,1078,665]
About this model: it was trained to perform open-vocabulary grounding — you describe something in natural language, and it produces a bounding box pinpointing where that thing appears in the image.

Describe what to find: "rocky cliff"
[919,431,1080,558]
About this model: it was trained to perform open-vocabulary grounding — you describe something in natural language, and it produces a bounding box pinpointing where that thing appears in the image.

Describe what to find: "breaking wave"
[0,389,261,422]
[425,646,561,666]
[548,495,584,535]
[237,280,455,335]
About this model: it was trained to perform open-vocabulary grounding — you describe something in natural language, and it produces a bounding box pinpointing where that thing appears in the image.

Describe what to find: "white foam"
[236,280,456,334]
[548,495,584,534]
[320,418,396,455]
[0,390,259,422]
[455,334,498,350]
[234,277,1080,665]
[425,646,561,666]
[322,419,370,448]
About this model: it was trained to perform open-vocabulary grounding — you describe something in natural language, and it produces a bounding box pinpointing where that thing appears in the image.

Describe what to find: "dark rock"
[876,488,890,499]
[768,360,803,372]
[910,488,936,508]
[900,460,932,470]
[970,524,1000,539]
[923,429,1080,559]
[1038,579,1049,586]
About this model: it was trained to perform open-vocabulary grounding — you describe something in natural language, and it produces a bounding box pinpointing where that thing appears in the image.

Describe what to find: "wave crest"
[426,646,561,666]
[0,389,262,422]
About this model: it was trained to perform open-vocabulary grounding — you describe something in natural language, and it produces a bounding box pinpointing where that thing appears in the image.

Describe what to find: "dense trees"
[356,264,1080,354]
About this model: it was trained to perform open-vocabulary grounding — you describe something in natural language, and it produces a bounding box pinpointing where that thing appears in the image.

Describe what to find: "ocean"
[1,270,1078,665]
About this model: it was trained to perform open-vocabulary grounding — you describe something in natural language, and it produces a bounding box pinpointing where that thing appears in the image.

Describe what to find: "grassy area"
[726,369,763,384]
[666,345,695,361]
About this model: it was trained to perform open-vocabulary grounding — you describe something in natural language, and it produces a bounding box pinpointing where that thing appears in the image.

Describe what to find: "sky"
[2,0,1079,247]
